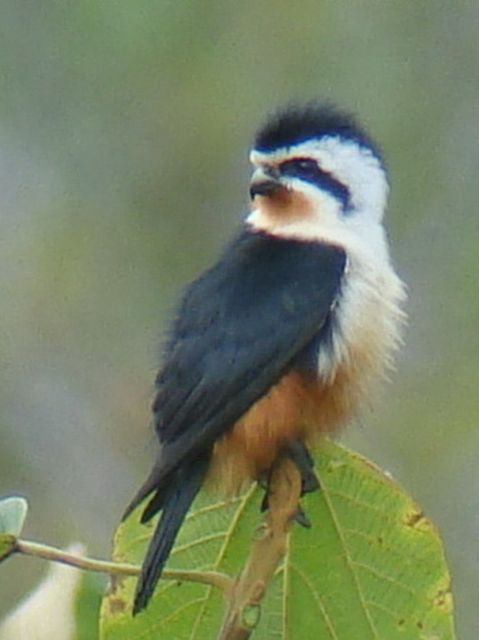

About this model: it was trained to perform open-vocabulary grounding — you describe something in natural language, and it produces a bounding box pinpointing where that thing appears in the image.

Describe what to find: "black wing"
[155,230,345,474]
[124,229,346,518]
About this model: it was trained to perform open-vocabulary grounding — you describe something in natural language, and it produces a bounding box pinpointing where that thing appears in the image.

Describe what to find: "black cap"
[254,101,381,160]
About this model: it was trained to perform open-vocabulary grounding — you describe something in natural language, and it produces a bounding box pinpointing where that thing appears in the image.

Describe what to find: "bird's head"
[247,102,389,249]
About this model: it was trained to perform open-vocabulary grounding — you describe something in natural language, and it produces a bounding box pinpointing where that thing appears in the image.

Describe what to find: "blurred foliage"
[101,441,455,639]
[75,573,104,640]
[0,497,28,538]
[0,541,86,640]
[0,2,478,638]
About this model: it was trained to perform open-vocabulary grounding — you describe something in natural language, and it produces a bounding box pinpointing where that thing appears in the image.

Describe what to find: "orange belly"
[208,364,362,494]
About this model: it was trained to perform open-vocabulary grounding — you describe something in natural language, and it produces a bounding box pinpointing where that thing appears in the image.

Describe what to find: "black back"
[151,229,347,480]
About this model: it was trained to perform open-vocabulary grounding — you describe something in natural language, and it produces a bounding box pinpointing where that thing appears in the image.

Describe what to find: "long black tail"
[131,455,210,615]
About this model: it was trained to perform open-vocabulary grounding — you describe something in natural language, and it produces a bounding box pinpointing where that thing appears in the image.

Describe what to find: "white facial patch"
[250,136,388,222]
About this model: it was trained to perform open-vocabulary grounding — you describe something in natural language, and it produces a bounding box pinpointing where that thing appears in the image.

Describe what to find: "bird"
[123,101,406,615]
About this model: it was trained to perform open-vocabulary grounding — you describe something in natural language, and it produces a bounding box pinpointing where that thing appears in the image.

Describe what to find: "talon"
[293,505,312,528]
[260,491,269,513]
[282,439,321,497]
[301,470,320,495]
[258,468,272,512]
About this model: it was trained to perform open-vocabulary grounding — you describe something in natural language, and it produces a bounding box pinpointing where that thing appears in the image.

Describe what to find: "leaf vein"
[365,599,404,621]
[327,489,402,523]
[172,531,226,556]
[343,527,436,569]
[351,560,419,597]
[136,596,207,639]
[187,484,257,639]
[185,496,243,522]
[321,480,380,638]
[289,562,339,639]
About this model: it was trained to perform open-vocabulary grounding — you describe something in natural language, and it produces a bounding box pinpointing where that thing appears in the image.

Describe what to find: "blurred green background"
[0,3,477,638]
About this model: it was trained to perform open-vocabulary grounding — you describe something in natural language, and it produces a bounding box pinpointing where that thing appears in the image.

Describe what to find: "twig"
[14,538,232,592]
[217,457,302,640]
[8,460,301,637]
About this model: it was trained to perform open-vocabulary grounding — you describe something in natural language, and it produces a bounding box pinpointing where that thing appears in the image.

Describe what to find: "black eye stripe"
[279,158,351,210]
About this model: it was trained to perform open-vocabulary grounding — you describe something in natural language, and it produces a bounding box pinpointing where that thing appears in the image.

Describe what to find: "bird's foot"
[293,504,312,528]
[259,440,319,528]
[283,439,320,496]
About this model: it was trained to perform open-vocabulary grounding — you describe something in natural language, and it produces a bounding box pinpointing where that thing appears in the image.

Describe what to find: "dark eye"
[280,158,319,178]
[279,157,352,210]
[295,159,318,173]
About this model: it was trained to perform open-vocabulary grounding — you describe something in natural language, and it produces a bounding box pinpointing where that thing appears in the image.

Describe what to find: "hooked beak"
[249,166,283,200]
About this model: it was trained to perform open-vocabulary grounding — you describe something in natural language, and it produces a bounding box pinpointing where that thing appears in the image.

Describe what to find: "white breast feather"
[318,241,406,393]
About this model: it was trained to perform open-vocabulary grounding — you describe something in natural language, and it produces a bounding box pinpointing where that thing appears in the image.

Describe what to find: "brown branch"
[14,539,232,592]
[7,459,302,638]
[218,457,302,640]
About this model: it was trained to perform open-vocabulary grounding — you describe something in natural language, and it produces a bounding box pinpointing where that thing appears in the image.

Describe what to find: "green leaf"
[283,441,456,639]
[0,496,28,562]
[99,441,456,639]
[0,496,28,536]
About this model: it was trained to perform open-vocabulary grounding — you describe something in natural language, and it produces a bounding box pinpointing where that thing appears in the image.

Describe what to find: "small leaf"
[100,441,456,639]
[0,497,28,563]
[0,496,28,536]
